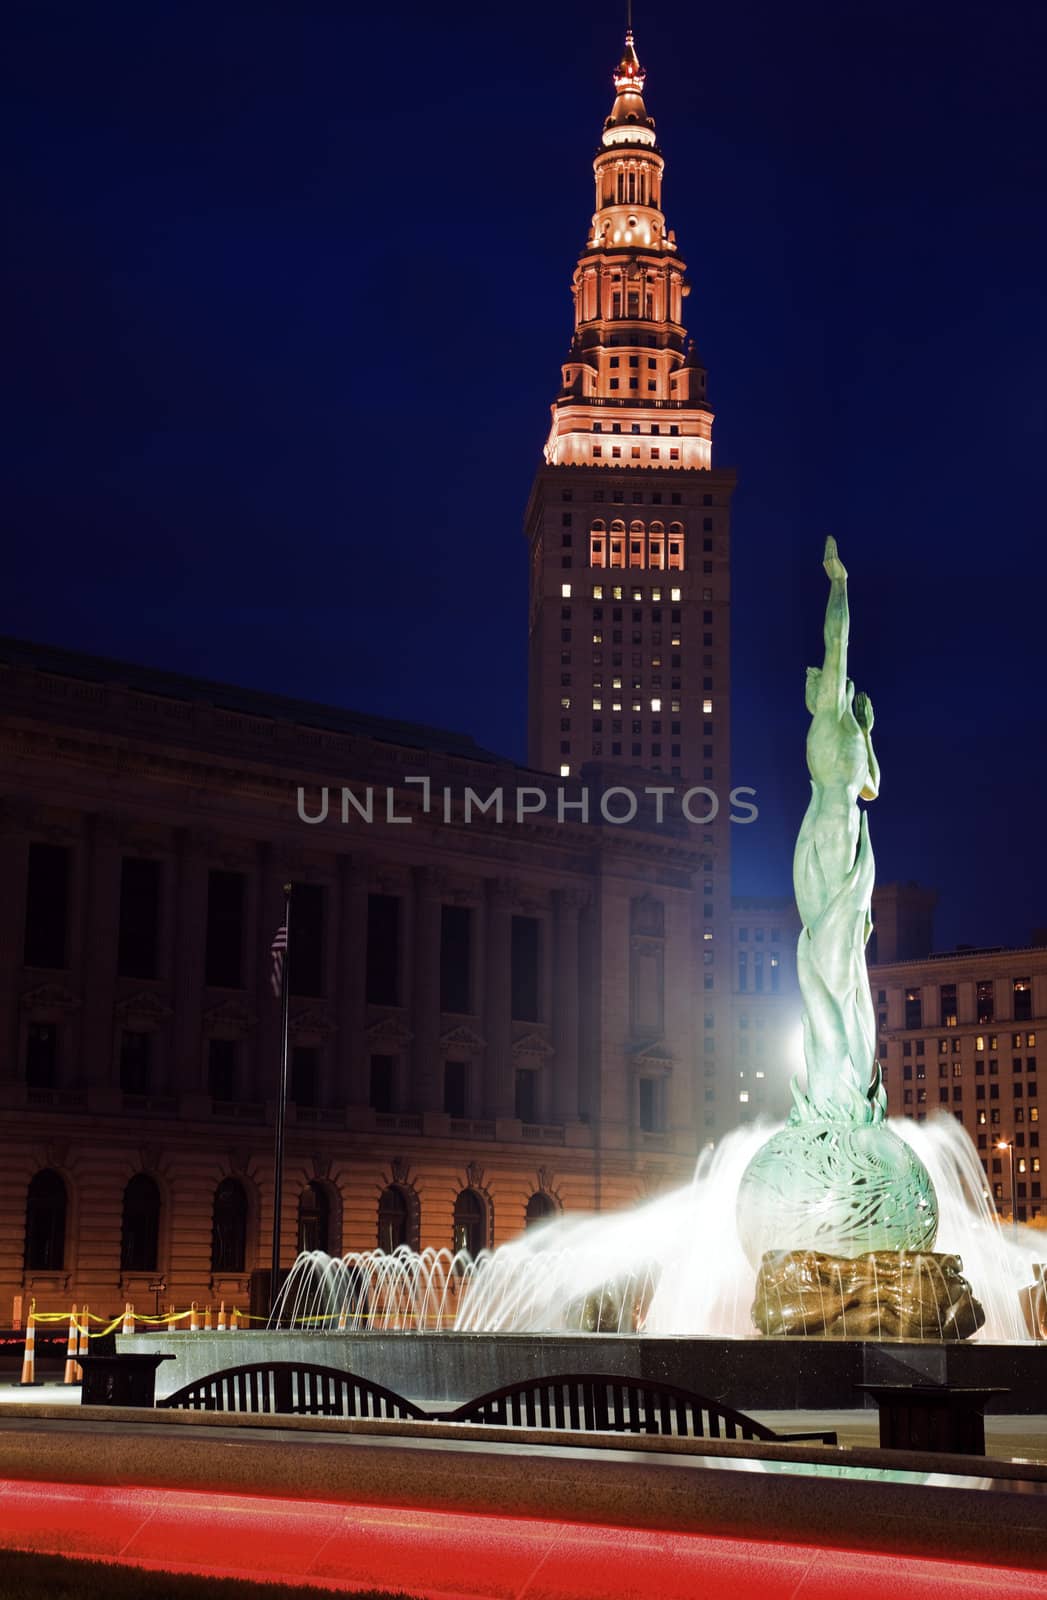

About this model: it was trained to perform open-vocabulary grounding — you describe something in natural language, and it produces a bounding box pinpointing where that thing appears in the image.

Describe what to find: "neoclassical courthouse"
[4,33,1044,1322]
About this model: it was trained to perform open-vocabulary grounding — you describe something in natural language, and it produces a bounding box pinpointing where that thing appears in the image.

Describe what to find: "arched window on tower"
[668,523,685,571]
[452,1189,487,1258]
[616,168,625,204]
[589,520,607,569]
[627,168,636,204]
[211,1177,248,1274]
[525,1192,559,1229]
[24,1170,66,1272]
[120,1173,161,1273]
[629,520,646,569]
[377,1185,412,1253]
[648,522,665,570]
[297,1182,330,1255]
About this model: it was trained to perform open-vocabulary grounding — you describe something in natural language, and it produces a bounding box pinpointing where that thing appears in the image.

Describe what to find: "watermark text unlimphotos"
[296,781,758,828]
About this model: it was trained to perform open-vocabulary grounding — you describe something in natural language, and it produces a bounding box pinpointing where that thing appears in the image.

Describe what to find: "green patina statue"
[736,538,939,1270]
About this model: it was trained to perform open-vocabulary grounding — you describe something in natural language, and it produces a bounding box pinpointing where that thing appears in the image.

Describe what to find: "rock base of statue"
[752,1249,985,1340]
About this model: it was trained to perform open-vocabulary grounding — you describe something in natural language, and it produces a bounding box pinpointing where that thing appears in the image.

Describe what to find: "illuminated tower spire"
[544,25,711,472]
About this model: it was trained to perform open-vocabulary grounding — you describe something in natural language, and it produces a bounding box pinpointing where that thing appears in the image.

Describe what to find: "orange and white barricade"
[63,1305,81,1385]
[19,1307,39,1386]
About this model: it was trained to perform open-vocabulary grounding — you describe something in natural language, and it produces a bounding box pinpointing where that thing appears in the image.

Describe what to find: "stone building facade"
[1,29,751,1322]
[1,638,713,1319]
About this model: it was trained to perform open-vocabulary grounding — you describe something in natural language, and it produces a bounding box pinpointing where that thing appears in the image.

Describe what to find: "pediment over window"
[440,1024,486,1054]
[204,1000,256,1033]
[512,1032,555,1061]
[115,991,173,1028]
[629,1039,674,1073]
[366,1015,414,1047]
[289,1008,337,1039]
[21,984,80,1014]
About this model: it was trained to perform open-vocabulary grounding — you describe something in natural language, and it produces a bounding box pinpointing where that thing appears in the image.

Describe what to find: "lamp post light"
[996,1138,1018,1227]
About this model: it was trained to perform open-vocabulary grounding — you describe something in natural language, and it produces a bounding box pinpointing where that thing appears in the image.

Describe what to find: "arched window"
[211,1177,248,1274]
[668,523,685,571]
[24,1170,66,1271]
[609,519,626,570]
[648,521,665,571]
[297,1181,330,1255]
[525,1192,558,1229]
[452,1189,487,1257]
[629,520,646,569]
[589,520,607,569]
[120,1173,161,1273]
[377,1185,411,1253]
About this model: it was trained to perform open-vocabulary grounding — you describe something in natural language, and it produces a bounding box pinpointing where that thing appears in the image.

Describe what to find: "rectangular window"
[289,883,325,997]
[207,1037,237,1102]
[1014,978,1032,1022]
[118,857,161,980]
[205,870,245,988]
[639,1077,659,1132]
[25,1022,57,1089]
[940,984,958,1028]
[290,1045,319,1107]
[440,905,472,1014]
[366,894,400,1005]
[977,980,994,1024]
[119,1030,151,1096]
[444,1060,467,1118]
[905,988,922,1029]
[369,1054,394,1113]
[511,916,541,1022]
[514,1068,538,1124]
[24,842,70,969]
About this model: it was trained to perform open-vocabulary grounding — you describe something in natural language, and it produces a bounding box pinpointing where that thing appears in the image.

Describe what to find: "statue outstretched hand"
[823,535,847,583]
[854,692,874,732]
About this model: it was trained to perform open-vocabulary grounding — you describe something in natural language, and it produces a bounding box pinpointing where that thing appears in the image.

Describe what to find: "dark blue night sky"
[5,0,1046,950]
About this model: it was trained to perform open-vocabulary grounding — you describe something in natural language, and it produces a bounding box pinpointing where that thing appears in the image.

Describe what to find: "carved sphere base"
[752,1249,985,1340]
[736,1120,938,1267]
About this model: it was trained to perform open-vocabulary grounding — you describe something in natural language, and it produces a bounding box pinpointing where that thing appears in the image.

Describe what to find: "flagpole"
[270,882,293,1320]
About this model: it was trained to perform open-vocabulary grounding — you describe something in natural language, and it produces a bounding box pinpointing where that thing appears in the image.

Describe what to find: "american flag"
[270,924,288,998]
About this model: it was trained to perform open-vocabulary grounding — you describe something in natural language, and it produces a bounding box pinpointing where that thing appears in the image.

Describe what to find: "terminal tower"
[524,28,736,803]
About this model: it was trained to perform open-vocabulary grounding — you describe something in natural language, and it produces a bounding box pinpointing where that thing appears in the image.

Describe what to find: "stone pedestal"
[752,1249,985,1340]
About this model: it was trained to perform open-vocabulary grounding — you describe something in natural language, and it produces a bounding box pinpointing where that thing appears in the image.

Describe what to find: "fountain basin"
[118,1330,1047,1413]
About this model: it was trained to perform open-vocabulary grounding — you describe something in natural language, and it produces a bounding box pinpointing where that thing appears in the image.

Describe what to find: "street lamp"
[996,1138,1017,1227]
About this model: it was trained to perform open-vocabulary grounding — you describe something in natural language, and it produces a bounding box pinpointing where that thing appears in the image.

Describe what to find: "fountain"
[271,541,1044,1358]
[126,539,1046,1408]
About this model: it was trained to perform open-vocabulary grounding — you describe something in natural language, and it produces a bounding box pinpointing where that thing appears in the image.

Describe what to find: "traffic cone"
[217,1301,227,1332]
[204,1304,212,1331]
[19,1307,40,1386]
[78,1304,90,1371]
[230,1307,240,1331]
[189,1301,200,1332]
[63,1305,81,1385]
[121,1302,134,1336]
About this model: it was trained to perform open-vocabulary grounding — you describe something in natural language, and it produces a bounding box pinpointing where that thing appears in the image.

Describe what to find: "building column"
[411,866,444,1112]
[79,815,122,1090]
[172,830,208,1093]
[0,803,30,1085]
[338,854,369,1107]
[483,879,514,1120]
[552,888,585,1123]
